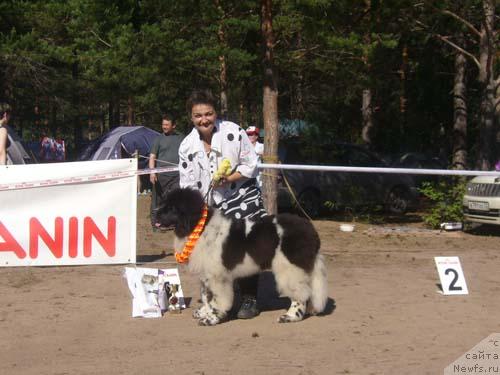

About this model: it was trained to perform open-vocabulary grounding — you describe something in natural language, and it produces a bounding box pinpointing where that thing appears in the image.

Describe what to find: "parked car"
[390,152,446,169]
[462,175,500,226]
[389,152,447,186]
[277,141,419,217]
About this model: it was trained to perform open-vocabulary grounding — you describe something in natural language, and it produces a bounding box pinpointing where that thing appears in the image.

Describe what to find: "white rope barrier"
[2,159,499,192]
[258,163,500,177]
[0,166,179,192]
[138,166,178,175]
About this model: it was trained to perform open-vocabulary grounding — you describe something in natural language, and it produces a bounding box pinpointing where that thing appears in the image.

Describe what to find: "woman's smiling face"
[191,103,217,139]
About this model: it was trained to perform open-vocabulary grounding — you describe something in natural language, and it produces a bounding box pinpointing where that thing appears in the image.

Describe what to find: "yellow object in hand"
[213,159,232,183]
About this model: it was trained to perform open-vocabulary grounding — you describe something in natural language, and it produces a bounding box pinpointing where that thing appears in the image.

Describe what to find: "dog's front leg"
[192,278,211,319]
[197,277,233,326]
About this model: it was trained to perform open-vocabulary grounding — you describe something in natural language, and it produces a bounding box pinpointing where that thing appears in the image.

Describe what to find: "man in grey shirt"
[149,113,184,230]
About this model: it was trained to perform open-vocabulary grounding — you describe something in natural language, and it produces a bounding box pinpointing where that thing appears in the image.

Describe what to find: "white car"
[463,175,500,225]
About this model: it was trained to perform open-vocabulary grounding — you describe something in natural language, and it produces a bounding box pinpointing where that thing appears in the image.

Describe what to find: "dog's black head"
[156,188,207,238]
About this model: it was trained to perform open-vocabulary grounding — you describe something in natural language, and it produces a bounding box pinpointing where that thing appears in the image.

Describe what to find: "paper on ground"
[124,267,186,318]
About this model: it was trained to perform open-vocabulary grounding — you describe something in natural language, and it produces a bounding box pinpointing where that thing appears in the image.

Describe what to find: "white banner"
[0,159,137,266]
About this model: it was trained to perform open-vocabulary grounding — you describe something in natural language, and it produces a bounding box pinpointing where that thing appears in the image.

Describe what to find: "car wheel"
[386,186,410,215]
[297,188,322,218]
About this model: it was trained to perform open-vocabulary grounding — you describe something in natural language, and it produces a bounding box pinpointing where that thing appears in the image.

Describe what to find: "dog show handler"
[178,89,267,319]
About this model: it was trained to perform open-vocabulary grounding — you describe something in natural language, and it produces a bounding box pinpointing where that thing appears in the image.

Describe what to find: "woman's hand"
[150,172,157,184]
[215,171,242,187]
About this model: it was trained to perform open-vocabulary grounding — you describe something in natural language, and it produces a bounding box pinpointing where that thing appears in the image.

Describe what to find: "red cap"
[246,126,259,135]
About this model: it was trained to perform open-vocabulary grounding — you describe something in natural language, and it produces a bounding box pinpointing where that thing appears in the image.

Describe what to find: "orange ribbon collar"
[175,205,209,263]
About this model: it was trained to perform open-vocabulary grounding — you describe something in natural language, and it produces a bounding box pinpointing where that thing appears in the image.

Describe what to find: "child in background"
[245,126,263,161]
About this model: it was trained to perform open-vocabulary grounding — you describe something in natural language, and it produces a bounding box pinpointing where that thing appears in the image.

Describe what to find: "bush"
[419,178,466,229]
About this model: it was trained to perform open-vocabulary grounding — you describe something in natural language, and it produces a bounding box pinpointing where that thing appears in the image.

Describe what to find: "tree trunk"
[50,97,57,137]
[72,59,82,151]
[108,100,114,129]
[477,82,495,170]
[399,45,408,141]
[219,55,228,119]
[294,31,305,119]
[88,106,96,140]
[452,51,467,170]
[261,0,279,215]
[361,0,374,147]
[495,76,500,161]
[239,102,245,128]
[101,104,105,135]
[476,0,495,170]
[361,89,374,146]
[295,79,304,119]
[127,96,135,126]
[215,0,228,119]
[437,1,497,169]
[109,96,120,128]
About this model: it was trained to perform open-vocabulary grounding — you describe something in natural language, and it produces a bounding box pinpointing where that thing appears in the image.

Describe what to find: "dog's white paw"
[278,314,304,323]
[278,301,306,323]
[197,309,227,326]
[198,316,220,326]
[192,306,209,319]
[192,308,203,319]
[278,314,296,323]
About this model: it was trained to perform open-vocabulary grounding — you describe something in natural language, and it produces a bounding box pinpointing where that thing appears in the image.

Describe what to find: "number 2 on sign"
[434,257,469,295]
[444,268,462,291]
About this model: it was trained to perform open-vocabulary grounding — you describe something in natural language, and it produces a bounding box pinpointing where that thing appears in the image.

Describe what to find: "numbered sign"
[434,256,469,295]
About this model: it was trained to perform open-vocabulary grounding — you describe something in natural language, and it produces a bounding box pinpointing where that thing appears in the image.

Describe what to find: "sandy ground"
[1,195,499,375]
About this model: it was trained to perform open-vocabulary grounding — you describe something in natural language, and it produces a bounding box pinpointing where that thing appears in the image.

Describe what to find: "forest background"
[0,0,498,171]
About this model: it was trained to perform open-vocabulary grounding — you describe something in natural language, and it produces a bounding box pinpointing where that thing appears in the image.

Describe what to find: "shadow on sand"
[465,223,500,237]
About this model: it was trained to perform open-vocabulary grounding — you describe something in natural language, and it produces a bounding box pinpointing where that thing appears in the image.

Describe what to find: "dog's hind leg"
[278,300,307,323]
[276,274,309,323]
[197,277,234,326]
[272,252,312,323]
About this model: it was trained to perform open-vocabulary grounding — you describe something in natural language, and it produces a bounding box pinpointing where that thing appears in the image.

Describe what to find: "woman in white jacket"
[179,90,266,220]
[178,89,267,319]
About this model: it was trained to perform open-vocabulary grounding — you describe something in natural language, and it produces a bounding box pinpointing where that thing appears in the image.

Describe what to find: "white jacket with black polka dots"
[178,120,259,206]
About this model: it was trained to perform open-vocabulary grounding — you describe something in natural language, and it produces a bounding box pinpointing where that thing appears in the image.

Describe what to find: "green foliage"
[0,0,493,167]
[419,179,467,229]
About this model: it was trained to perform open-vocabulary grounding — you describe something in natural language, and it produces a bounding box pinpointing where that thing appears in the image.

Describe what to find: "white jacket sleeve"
[178,136,198,190]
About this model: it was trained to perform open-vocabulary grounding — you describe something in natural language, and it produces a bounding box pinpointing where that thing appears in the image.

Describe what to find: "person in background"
[245,126,263,161]
[39,128,65,163]
[178,89,267,319]
[0,105,12,165]
[149,113,184,230]
[246,126,264,186]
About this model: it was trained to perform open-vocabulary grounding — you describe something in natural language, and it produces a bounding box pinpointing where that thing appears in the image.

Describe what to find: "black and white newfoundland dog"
[157,188,328,326]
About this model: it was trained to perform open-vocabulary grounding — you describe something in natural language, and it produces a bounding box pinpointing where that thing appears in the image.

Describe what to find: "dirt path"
[1,195,499,375]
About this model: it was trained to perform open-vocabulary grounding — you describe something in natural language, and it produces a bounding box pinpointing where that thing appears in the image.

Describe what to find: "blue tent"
[6,125,36,164]
[77,126,160,169]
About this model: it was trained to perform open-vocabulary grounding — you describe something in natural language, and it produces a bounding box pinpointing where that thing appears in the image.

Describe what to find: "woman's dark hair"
[186,89,217,114]
[0,102,12,117]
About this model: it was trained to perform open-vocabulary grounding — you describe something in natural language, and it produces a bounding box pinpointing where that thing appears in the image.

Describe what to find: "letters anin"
[0,217,116,259]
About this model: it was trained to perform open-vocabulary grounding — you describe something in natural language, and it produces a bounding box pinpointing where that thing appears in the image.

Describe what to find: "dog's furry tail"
[310,254,328,314]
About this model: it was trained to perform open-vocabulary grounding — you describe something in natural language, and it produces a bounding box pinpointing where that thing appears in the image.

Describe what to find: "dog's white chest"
[187,213,230,275]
